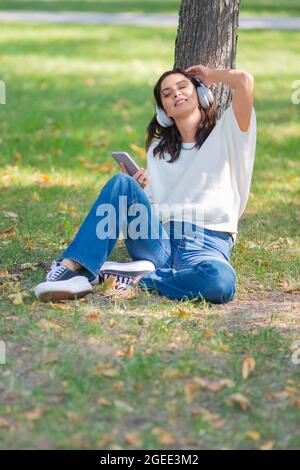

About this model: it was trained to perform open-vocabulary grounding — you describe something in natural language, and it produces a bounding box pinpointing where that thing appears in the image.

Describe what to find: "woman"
[34,64,256,304]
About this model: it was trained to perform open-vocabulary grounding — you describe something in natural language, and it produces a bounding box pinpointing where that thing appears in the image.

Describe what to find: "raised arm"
[185,65,254,132]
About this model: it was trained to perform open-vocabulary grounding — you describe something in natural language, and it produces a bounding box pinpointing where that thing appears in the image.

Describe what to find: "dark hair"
[145,67,217,163]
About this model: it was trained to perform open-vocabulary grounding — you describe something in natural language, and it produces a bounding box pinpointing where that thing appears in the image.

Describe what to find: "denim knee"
[109,172,133,186]
[97,173,132,199]
[196,259,236,304]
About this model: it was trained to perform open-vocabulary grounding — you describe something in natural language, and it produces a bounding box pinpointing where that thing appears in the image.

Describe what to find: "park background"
[0,0,299,450]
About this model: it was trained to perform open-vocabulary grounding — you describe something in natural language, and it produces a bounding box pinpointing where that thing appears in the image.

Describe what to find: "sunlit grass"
[0,23,299,450]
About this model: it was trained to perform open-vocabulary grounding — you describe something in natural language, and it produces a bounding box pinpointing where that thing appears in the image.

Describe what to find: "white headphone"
[156,79,214,128]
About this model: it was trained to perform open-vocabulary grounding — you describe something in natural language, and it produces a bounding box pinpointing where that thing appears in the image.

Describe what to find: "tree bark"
[174,0,241,117]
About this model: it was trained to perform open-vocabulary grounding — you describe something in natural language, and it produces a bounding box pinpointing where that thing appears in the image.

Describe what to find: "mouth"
[175,98,187,107]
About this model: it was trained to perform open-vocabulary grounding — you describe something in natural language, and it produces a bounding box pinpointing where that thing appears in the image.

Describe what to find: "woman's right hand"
[185,64,213,87]
[119,162,151,189]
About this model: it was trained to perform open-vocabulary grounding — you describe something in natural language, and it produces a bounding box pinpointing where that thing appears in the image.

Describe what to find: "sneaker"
[98,260,155,293]
[34,260,96,301]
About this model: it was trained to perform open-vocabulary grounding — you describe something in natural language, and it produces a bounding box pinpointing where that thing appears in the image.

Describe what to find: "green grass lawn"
[0,0,300,17]
[0,23,299,449]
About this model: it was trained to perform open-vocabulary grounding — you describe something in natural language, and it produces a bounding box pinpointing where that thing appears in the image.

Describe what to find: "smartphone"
[112,151,140,176]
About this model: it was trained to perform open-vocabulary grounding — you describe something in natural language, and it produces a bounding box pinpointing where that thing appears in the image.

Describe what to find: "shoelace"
[46,261,68,281]
[100,272,133,290]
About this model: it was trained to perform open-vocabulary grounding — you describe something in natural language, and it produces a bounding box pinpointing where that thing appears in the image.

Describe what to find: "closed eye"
[163,85,187,98]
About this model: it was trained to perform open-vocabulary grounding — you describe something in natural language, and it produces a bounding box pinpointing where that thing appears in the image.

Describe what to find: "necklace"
[181,142,196,151]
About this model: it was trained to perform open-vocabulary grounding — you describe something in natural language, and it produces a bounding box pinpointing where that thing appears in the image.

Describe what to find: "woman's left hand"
[185,64,213,87]
[132,167,150,189]
[120,162,150,189]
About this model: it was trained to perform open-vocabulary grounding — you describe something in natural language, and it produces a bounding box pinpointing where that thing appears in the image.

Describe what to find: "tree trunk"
[174,0,241,117]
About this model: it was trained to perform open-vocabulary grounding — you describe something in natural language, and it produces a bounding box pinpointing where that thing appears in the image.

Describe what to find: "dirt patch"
[213,290,300,335]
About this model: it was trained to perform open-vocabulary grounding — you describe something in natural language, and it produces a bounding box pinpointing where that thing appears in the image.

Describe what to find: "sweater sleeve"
[222,103,257,218]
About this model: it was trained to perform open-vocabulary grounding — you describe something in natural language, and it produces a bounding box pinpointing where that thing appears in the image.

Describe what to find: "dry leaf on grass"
[246,431,261,441]
[191,408,225,429]
[0,416,11,428]
[242,356,256,380]
[38,319,64,330]
[20,262,39,270]
[226,393,251,411]
[113,400,134,413]
[96,366,119,378]
[115,345,135,358]
[260,441,275,450]
[277,280,300,294]
[124,432,142,447]
[7,292,24,305]
[266,390,290,400]
[129,143,146,160]
[24,408,44,421]
[151,427,177,445]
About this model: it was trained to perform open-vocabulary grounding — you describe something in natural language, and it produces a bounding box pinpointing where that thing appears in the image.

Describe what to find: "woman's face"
[160,73,198,120]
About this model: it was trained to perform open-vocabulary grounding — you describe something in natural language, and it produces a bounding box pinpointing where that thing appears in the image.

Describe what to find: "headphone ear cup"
[197,86,210,109]
[197,83,214,109]
[156,104,174,127]
[206,87,214,104]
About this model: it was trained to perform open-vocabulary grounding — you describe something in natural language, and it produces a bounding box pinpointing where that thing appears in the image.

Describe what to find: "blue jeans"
[57,173,236,304]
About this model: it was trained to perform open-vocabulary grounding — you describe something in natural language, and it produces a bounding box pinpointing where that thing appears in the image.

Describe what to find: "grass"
[0,23,299,449]
[0,0,300,17]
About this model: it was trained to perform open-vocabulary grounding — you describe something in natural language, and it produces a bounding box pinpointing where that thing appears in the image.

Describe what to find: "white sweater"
[144,103,257,243]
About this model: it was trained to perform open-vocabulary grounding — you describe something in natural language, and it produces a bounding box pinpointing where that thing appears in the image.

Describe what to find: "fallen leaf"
[266,390,290,400]
[38,319,64,330]
[226,393,251,411]
[24,408,44,421]
[36,174,50,185]
[129,143,146,160]
[87,313,100,322]
[172,306,189,319]
[260,441,275,450]
[98,397,111,406]
[191,408,225,429]
[112,381,125,393]
[20,262,39,270]
[277,280,300,294]
[66,411,83,423]
[242,356,256,380]
[3,211,18,219]
[113,400,134,413]
[40,353,60,365]
[192,377,235,393]
[151,427,176,445]
[96,366,119,378]
[7,292,23,305]
[112,98,130,110]
[247,431,260,441]
[162,368,181,378]
[97,428,119,448]
[0,416,10,428]
[124,432,142,446]
[204,329,215,338]
[116,345,135,358]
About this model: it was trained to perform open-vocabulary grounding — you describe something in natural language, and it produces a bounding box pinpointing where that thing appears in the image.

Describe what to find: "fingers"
[119,165,150,189]
[133,168,149,188]
[185,65,198,73]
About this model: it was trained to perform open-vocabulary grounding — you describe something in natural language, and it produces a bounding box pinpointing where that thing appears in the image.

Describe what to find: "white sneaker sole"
[99,260,155,277]
[34,276,93,301]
